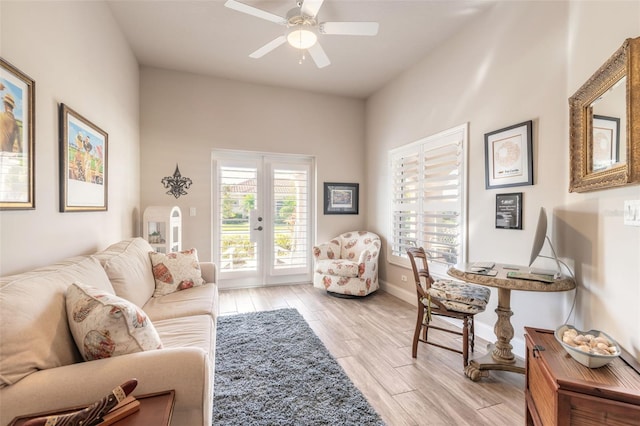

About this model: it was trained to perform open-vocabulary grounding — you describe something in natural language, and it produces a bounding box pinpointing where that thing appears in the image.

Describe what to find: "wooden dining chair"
[406,247,491,367]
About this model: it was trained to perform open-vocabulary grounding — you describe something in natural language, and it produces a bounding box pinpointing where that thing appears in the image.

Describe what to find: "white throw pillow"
[66,282,163,361]
[149,248,205,297]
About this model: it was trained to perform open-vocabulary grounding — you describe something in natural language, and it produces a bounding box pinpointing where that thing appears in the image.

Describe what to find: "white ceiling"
[108,0,495,99]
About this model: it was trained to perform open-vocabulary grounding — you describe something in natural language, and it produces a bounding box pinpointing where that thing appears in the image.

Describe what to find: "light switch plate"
[624,200,640,226]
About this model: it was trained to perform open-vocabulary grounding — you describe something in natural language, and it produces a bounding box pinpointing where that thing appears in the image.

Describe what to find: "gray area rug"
[213,308,385,425]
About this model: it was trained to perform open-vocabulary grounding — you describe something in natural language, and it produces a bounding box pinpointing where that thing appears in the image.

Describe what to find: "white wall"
[2,0,637,360]
[0,1,140,276]
[140,68,366,263]
[367,1,640,358]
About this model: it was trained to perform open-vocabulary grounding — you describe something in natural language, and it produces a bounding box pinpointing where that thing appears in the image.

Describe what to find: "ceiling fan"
[224,0,379,68]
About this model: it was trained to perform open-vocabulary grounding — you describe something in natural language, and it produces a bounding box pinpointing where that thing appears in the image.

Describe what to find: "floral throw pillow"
[149,248,205,297]
[66,282,163,361]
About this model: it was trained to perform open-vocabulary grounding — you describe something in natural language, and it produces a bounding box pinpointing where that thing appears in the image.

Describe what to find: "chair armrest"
[356,248,379,280]
[312,239,341,260]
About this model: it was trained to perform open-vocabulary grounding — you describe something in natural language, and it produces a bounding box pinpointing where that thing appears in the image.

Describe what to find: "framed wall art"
[323,182,359,214]
[0,58,35,210]
[592,115,620,172]
[484,120,533,189]
[59,104,108,212]
[495,192,523,230]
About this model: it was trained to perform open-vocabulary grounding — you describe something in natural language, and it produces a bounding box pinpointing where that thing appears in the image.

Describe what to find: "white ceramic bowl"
[554,325,620,368]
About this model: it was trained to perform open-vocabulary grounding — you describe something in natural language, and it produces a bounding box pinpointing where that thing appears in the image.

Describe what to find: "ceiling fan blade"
[308,42,330,68]
[300,0,324,18]
[224,0,286,25]
[249,36,287,58]
[320,21,379,36]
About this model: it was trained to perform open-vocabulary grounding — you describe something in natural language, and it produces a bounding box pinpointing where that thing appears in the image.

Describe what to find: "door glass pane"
[272,167,309,271]
[218,166,257,271]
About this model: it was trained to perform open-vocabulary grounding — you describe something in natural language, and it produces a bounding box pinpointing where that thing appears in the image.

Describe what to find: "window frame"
[388,123,469,278]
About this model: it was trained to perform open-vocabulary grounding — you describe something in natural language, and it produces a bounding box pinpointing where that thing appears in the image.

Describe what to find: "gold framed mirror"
[569,37,640,192]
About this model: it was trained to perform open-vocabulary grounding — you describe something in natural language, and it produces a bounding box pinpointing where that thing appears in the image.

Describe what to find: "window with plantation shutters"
[389,123,468,277]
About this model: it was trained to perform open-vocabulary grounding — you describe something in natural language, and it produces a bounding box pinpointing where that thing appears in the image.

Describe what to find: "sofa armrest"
[200,262,217,284]
[0,347,212,426]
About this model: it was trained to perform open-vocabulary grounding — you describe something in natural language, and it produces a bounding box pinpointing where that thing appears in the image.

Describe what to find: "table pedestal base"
[464,344,525,381]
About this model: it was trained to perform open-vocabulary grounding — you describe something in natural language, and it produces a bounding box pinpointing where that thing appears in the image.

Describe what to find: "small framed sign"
[496,192,522,229]
[323,182,358,215]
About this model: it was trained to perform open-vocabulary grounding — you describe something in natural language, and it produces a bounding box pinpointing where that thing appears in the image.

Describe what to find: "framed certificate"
[495,192,522,229]
[485,121,533,189]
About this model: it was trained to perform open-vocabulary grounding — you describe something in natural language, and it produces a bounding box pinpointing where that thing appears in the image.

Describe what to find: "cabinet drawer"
[527,343,556,425]
[559,390,640,425]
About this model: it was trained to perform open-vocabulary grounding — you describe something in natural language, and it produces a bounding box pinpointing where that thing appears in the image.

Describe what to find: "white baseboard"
[379,279,524,358]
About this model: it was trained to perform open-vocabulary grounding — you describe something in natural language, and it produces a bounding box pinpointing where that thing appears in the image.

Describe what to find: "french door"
[212,151,314,288]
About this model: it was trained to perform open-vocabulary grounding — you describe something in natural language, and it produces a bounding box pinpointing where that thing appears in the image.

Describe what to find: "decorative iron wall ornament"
[161,164,192,198]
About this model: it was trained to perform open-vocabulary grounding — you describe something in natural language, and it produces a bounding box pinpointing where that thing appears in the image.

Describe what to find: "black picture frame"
[484,120,533,189]
[59,103,108,212]
[496,192,522,229]
[323,182,359,215]
[592,115,620,172]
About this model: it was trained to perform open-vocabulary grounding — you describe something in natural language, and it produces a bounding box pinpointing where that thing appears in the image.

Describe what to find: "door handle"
[254,226,263,231]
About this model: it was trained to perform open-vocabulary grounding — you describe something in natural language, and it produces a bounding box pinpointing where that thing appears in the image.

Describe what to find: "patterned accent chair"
[406,247,491,367]
[312,231,380,297]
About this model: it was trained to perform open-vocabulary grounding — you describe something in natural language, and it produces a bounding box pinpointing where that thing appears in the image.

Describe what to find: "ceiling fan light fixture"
[287,25,317,49]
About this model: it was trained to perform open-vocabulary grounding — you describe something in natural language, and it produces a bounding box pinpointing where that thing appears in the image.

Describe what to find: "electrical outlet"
[401,275,408,282]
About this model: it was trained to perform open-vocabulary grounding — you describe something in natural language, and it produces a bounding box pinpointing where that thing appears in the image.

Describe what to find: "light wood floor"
[218,284,526,426]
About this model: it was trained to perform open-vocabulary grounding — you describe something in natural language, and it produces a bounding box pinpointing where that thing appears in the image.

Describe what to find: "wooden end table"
[9,390,175,426]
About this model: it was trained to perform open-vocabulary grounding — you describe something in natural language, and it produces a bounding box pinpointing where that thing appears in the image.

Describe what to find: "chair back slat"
[406,247,434,296]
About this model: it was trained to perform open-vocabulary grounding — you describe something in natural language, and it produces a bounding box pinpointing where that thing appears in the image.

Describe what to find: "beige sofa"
[0,238,218,426]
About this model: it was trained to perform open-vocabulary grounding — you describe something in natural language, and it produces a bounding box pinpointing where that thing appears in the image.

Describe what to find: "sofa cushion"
[143,284,218,322]
[149,249,205,297]
[94,238,156,308]
[314,259,360,278]
[0,256,115,388]
[153,315,216,366]
[66,283,163,361]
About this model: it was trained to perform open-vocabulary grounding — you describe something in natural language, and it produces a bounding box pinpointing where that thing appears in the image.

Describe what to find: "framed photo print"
[484,120,533,189]
[324,182,359,214]
[0,58,35,210]
[592,115,620,172]
[59,104,108,212]
[495,192,523,230]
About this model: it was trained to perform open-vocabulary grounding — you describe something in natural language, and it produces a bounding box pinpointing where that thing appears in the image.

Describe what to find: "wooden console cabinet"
[525,327,640,425]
